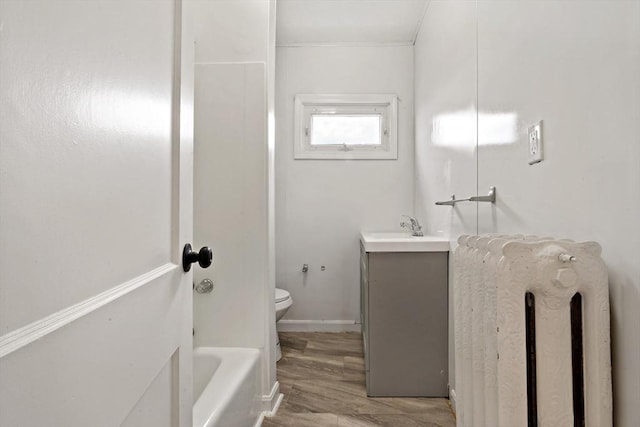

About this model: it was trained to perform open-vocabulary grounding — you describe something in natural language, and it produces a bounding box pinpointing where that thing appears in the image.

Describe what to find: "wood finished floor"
[263,332,456,427]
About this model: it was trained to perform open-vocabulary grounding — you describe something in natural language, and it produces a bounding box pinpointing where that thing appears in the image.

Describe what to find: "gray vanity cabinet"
[360,243,448,397]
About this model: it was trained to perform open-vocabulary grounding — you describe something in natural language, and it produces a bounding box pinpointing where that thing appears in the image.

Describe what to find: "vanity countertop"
[360,232,450,253]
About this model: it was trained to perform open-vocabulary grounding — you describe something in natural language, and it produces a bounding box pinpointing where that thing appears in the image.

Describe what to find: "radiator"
[453,235,612,427]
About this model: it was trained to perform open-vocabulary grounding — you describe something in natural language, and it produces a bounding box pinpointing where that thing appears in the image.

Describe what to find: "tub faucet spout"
[400,215,424,237]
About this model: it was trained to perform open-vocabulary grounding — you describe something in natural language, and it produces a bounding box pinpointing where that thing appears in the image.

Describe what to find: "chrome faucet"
[400,215,424,237]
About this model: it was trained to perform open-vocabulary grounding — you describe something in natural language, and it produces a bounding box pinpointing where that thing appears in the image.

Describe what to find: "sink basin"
[360,232,450,252]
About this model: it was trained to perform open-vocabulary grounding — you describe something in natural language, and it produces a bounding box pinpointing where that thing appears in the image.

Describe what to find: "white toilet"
[275,288,293,361]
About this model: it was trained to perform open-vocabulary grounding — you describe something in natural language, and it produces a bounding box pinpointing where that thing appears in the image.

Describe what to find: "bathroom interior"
[0,0,639,426]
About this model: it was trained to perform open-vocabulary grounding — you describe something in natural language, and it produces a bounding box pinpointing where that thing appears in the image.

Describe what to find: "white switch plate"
[527,120,543,165]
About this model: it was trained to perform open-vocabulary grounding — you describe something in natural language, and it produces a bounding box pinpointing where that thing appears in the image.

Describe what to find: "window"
[294,94,398,160]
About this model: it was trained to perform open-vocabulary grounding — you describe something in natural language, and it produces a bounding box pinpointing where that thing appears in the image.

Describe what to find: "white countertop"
[360,232,450,252]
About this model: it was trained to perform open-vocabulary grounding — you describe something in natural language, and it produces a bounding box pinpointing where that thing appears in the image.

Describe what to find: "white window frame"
[294,94,398,160]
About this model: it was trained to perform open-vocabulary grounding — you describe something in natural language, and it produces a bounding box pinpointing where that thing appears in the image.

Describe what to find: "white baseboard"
[255,382,283,426]
[277,319,361,333]
[255,395,283,427]
[261,381,281,412]
[449,387,457,414]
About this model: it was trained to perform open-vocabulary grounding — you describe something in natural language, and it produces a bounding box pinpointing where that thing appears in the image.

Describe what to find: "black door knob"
[182,244,213,272]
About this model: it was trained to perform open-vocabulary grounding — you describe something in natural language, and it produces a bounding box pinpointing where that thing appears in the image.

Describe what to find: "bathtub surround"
[194,62,267,348]
[187,0,279,417]
[414,1,640,425]
[275,45,415,331]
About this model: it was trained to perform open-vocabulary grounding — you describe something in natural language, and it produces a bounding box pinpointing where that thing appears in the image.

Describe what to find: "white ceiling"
[276,0,429,46]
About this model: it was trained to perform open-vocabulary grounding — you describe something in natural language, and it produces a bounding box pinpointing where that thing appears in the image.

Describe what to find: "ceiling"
[276,0,429,46]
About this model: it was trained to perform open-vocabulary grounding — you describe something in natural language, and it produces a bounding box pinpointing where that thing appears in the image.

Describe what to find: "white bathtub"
[193,347,261,427]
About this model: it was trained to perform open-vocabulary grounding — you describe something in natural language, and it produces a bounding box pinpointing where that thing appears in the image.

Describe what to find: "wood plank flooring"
[263,332,456,427]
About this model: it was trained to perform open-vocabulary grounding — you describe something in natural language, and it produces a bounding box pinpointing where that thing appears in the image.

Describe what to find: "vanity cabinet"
[360,234,449,397]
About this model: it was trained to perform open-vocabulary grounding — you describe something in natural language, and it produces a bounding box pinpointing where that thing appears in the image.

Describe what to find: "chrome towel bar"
[435,186,496,206]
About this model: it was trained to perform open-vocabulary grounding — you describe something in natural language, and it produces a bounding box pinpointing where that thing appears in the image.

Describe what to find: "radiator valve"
[558,253,576,263]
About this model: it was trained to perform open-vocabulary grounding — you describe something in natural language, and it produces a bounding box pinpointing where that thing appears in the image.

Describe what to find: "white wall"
[415,1,640,425]
[186,0,277,407]
[275,45,414,330]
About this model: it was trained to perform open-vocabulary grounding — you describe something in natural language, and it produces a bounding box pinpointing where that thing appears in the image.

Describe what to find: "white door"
[0,1,197,426]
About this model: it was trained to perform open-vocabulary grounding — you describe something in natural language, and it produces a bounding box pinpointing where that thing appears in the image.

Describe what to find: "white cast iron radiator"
[453,235,612,427]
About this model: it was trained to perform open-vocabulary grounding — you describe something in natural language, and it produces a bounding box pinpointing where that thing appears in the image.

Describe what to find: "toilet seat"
[275,288,290,303]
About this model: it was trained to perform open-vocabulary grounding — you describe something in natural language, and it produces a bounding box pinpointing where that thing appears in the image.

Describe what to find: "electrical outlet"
[528,121,543,165]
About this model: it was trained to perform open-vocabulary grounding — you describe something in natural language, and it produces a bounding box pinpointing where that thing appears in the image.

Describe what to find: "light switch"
[528,121,543,165]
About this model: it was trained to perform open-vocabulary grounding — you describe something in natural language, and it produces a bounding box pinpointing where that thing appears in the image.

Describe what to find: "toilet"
[275,288,293,361]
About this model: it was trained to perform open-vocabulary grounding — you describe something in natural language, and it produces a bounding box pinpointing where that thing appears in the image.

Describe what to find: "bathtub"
[193,347,261,427]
